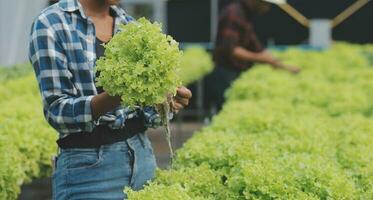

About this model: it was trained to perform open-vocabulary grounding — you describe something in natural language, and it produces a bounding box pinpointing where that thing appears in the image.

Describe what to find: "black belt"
[57,116,147,149]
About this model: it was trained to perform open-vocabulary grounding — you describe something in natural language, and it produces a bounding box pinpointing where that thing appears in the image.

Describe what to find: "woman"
[207,0,299,111]
[29,0,192,199]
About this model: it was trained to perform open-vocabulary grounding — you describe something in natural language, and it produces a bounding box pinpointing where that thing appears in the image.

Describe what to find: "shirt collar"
[58,0,127,19]
[110,5,127,17]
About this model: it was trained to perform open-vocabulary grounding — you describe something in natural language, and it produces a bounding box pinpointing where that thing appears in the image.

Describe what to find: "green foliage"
[179,46,213,85]
[126,183,196,200]
[126,165,235,200]
[0,64,32,83]
[0,75,57,199]
[0,20,215,200]
[96,18,182,107]
[127,43,373,199]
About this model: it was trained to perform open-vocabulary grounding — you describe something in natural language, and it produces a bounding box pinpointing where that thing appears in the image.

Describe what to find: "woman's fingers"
[176,87,192,99]
[172,102,184,113]
[174,95,189,106]
[170,86,192,113]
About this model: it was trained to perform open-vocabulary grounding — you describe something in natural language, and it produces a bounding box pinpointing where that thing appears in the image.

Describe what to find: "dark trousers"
[205,66,241,112]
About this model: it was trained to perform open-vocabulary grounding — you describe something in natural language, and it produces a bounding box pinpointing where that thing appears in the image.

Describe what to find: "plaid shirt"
[214,1,264,71]
[29,0,161,138]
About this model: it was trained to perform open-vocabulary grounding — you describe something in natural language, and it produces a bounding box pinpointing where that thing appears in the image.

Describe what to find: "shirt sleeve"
[142,106,174,128]
[29,16,94,135]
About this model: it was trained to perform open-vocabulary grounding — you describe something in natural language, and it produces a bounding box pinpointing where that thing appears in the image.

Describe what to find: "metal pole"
[332,0,371,28]
[153,0,167,33]
[196,79,204,121]
[278,3,310,27]
[210,0,219,43]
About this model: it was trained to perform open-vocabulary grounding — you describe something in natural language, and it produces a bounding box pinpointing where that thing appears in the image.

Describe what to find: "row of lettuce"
[0,46,213,199]
[127,43,373,199]
[0,74,57,199]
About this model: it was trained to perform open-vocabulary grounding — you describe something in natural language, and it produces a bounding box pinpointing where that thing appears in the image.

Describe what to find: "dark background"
[167,0,212,43]
[167,0,373,45]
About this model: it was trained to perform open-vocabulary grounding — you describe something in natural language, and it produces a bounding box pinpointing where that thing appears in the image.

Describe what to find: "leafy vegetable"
[95,17,181,107]
[0,74,57,199]
[0,64,32,83]
[0,20,213,199]
[126,43,373,200]
[179,46,213,85]
[96,17,183,161]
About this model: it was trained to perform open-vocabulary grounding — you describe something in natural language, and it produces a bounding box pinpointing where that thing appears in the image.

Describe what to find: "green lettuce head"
[96,18,182,107]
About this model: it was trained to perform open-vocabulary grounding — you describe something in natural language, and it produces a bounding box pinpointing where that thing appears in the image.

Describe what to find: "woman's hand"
[172,86,192,113]
[256,51,301,74]
[284,65,301,74]
[272,61,301,74]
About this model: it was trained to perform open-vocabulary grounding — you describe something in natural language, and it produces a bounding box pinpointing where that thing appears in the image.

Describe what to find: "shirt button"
[87,36,94,43]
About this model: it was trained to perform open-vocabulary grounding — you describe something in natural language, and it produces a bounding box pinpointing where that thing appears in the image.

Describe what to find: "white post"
[309,19,332,49]
[153,0,167,33]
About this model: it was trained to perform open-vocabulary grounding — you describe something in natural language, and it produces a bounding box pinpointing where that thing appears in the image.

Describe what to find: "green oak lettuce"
[179,46,213,85]
[126,43,373,199]
[95,18,182,107]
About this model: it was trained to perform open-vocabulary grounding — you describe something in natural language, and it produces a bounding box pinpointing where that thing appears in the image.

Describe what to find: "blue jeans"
[52,132,157,200]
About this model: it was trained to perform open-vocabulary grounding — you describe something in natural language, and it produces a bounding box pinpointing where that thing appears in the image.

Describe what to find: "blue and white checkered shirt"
[29,0,161,138]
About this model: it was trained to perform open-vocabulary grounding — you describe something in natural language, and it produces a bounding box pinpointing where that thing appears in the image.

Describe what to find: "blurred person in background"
[207,0,300,112]
[29,0,191,199]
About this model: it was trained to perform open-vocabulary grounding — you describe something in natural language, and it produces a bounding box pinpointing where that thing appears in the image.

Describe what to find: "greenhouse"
[0,0,372,200]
